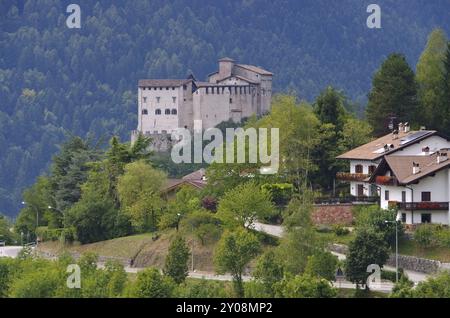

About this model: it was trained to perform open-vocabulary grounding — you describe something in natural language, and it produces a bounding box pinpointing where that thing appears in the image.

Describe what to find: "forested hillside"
[0,0,449,217]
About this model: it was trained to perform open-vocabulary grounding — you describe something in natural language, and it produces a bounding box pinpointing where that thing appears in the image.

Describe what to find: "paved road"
[0,246,24,258]
[114,265,252,282]
[253,222,284,237]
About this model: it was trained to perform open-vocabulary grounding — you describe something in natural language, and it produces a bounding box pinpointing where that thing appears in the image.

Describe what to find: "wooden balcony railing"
[375,175,397,186]
[336,172,369,182]
[389,201,449,210]
[315,196,380,205]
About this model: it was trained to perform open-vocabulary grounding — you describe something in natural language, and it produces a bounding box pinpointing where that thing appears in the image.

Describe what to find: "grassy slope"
[37,228,277,272]
[398,238,450,262]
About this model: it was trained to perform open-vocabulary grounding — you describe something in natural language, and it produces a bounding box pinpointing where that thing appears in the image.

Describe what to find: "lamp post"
[385,214,401,283]
[176,213,181,232]
[22,201,39,247]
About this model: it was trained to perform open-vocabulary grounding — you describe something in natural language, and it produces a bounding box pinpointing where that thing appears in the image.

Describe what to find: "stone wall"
[312,204,354,225]
[386,255,441,274]
[328,243,443,274]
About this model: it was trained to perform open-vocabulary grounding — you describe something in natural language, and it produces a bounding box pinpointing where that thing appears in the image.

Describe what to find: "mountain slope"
[0,0,449,216]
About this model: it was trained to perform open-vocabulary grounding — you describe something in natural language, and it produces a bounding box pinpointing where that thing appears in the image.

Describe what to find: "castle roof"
[138,79,191,87]
[218,57,235,62]
[235,64,273,76]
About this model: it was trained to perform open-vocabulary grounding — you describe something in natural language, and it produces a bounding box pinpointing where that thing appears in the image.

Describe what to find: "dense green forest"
[0,0,449,217]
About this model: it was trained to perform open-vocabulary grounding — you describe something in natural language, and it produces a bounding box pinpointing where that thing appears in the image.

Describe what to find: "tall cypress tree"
[366,53,419,136]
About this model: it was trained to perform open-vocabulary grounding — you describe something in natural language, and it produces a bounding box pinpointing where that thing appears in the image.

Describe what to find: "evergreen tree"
[442,42,450,135]
[163,236,190,284]
[366,53,419,136]
[416,29,448,130]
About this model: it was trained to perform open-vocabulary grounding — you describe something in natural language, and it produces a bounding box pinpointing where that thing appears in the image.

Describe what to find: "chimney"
[437,151,448,164]
[420,126,426,131]
[218,57,234,79]
[422,146,430,154]
[404,122,410,133]
[412,162,421,175]
[392,129,399,140]
[398,122,404,132]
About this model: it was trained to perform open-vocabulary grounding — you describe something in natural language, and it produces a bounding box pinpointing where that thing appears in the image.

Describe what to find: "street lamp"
[385,214,402,283]
[22,201,39,247]
[176,213,181,232]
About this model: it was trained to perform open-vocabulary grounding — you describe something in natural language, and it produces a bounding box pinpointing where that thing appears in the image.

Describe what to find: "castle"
[132,58,273,148]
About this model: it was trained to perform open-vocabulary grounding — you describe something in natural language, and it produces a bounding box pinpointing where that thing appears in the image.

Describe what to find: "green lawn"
[399,238,450,262]
[336,288,387,298]
[316,231,355,245]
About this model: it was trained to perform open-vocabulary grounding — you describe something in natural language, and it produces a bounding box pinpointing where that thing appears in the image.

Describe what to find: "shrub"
[261,183,293,206]
[332,225,350,236]
[414,224,438,248]
[315,225,333,233]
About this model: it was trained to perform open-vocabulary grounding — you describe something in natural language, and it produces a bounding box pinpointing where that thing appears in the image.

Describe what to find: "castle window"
[142,109,148,115]
[166,87,169,90]
[230,98,233,103]
[143,97,147,103]
[171,109,177,115]
[165,109,171,115]
[222,87,225,94]
[217,87,220,94]
[172,87,175,90]
[155,109,161,115]
[172,97,176,103]
[211,87,214,94]
[183,85,187,90]
[206,87,209,94]
[160,87,163,90]
[156,97,160,103]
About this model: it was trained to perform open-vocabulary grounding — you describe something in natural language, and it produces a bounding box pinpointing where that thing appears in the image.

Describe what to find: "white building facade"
[337,124,450,225]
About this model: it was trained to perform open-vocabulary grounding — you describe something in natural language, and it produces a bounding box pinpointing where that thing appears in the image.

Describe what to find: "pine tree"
[416,29,448,130]
[366,53,419,136]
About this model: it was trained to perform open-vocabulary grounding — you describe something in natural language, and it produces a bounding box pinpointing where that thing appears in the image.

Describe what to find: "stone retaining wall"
[328,243,443,274]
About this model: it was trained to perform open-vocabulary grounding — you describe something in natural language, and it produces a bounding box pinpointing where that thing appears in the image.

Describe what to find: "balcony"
[374,175,397,186]
[336,172,369,182]
[389,201,449,210]
[315,196,380,205]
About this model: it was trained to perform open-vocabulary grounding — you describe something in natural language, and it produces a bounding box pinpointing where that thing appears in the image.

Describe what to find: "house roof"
[336,130,439,161]
[138,79,191,87]
[182,168,206,181]
[370,150,450,185]
[235,64,273,76]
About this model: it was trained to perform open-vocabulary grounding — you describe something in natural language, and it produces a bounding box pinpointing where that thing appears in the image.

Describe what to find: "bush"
[414,224,439,248]
[381,268,407,282]
[332,225,350,236]
[315,225,333,233]
[261,183,293,206]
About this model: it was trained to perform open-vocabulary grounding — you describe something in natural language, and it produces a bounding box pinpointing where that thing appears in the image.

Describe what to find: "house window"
[421,192,431,202]
[143,97,147,103]
[355,164,363,174]
[368,165,376,174]
[165,109,171,115]
[156,97,160,103]
[166,87,169,90]
[401,213,406,223]
[172,97,176,103]
[402,191,406,203]
[230,98,233,103]
[385,190,389,201]
[172,87,175,90]
[171,109,177,115]
[183,85,187,90]
[421,213,431,223]
[206,88,209,94]
[141,109,148,115]
[155,109,161,115]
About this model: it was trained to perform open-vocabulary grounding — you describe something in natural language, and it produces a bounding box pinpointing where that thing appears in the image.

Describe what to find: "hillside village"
[2,26,450,299]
